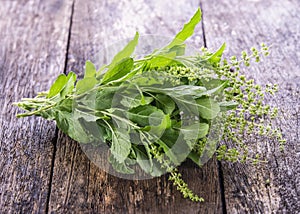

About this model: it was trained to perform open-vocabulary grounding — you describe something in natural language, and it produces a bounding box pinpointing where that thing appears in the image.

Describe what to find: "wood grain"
[2,0,298,213]
[48,0,223,213]
[202,0,300,213]
[0,0,73,213]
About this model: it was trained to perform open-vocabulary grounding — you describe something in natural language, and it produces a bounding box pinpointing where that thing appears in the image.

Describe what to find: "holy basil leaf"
[219,100,239,111]
[108,32,139,69]
[60,72,76,98]
[157,133,193,166]
[149,113,171,134]
[101,57,134,84]
[73,108,99,122]
[110,128,131,163]
[133,146,152,174]
[148,52,177,68]
[143,85,207,98]
[197,80,228,97]
[140,96,154,106]
[128,105,158,126]
[133,145,164,177]
[120,93,153,109]
[207,43,226,65]
[196,97,220,119]
[130,71,167,86]
[156,138,180,164]
[95,86,118,110]
[55,111,91,144]
[165,8,201,49]
[128,105,170,131]
[169,44,186,56]
[56,98,73,113]
[187,151,201,166]
[76,77,97,95]
[116,84,154,109]
[48,72,76,98]
[48,74,67,98]
[155,94,175,114]
[198,123,209,138]
[109,154,134,174]
[148,110,167,126]
[84,60,97,78]
[177,123,209,141]
[96,32,138,76]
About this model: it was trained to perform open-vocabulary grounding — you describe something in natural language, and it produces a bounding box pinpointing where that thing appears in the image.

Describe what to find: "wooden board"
[0,1,73,213]
[48,0,223,213]
[202,0,300,213]
[1,0,299,213]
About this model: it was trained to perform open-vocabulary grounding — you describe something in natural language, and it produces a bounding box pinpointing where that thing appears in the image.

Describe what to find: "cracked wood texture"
[0,0,299,213]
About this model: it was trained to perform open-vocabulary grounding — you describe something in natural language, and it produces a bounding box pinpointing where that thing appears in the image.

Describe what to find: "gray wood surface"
[202,0,300,213]
[0,0,299,213]
[0,1,73,213]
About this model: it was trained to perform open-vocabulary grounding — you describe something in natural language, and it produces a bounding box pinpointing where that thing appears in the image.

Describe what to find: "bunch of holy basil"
[15,9,237,177]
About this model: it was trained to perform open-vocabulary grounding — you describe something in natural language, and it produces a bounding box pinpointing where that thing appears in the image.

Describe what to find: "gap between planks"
[45,1,76,213]
[199,2,227,213]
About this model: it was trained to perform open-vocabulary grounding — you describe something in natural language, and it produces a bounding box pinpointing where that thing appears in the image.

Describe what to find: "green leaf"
[148,110,167,126]
[198,123,209,138]
[48,72,76,98]
[143,85,207,98]
[156,138,180,164]
[110,129,132,163]
[187,151,201,166]
[169,44,186,56]
[60,72,76,98]
[130,71,167,86]
[56,98,73,113]
[120,93,153,109]
[158,129,193,165]
[207,43,226,65]
[128,105,161,127]
[133,146,152,174]
[84,60,97,78]
[73,108,99,122]
[198,80,228,97]
[77,118,107,142]
[196,97,220,119]
[141,96,154,105]
[155,94,175,114]
[133,145,164,177]
[178,123,209,140]
[47,74,67,98]
[101,57,134,84]
[147,112,171,137]
[55,111,91,143]
[148,52,177,68]
[116,84,154,109]
[109,154,134,174]
[143,86,203,117]
[107,32,139,69]
[76,77,97,95]
[219,101,238,111]
[166,8,201,49]
[95,86,118,110]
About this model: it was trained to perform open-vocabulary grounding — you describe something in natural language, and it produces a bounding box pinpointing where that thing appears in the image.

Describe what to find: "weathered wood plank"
[202,0,300,213]
[49,0,223,213]
[0,1,73,213]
